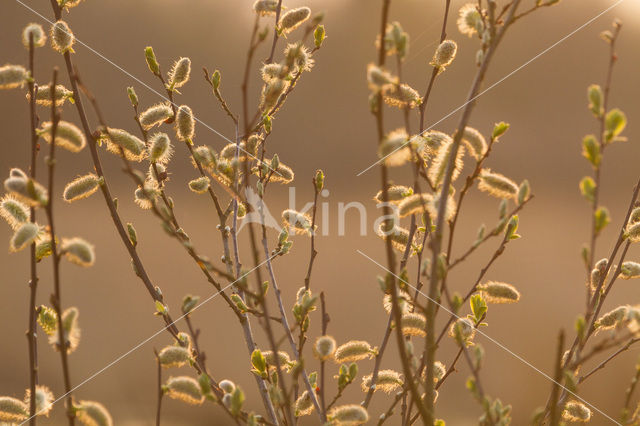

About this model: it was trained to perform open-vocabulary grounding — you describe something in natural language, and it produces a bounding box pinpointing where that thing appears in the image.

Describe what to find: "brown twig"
[26,32,40,426]
[153,349,163,426]
[44,68,75,426]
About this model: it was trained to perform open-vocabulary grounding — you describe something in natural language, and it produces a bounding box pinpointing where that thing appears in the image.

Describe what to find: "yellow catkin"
[313,335,337,361]
[0,195,30,230]
[378,128,411,167]
[328,405,369,425]
[165,376,204,405]
[102,128,146,162]
[333,341,374,363]
[461,127,488,160]
[24,385,54,417]
[374,185,413,204]
[361,369,403,393]
[63,174,101,202]
[382,290,412,315]
[478,281,520,304]
[398,193,433,218]
[401,313,427,337]
[0,396,28,422]
[61,237,95,266]
[282,209,313,235]
[477,169,518,199]
[562,401,592,422]
[429,141,465,187]
[75,400,113,426]
[40,121,86,153]
[158,346,192,368]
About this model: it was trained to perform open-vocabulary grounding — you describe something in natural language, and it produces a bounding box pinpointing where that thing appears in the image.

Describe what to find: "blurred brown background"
[1,0,640,424]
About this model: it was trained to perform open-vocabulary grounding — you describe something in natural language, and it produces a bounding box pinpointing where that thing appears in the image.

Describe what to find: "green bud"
[587,84,603,117]
[212,70,221,90]
[579,176,596,203]
[145,46,160,75]
[314,169,324,192]
[314,25,326,48]
[582,135,600,167]
[594,206,610,234]
[127,223,137,247]
[127,87,138,107]
[604,108,627,143]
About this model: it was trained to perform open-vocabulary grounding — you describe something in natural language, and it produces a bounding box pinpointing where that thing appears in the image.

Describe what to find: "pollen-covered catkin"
[457,3,483,37]
[158,346,193,368]
[282,209,313,235]
[102,128,146,161]
[333,341,374,363]
[294,391,315,416]
[10,222,40,252]
[39,120,86,152]
[0,64,28,90]
[398,193,433,218]
[188,176,210,194]
[28,84,73,106]
[461,127,488,160]
[165,376,204,405]
[23,385,54,417]
[374,185,413,204]
[147,133,173,164]
[328,405,369,425]
[253,0,278,16]
[477,169,518,199]
[401,313,427,336]
[378,129,411,167]
[175,105,195,141]
[22,23,47,48]
[139,103,174,130]
[431,39,457,71]
[620,261,640,279]
[478,281,521,303]
[63,174,101,202]
[361,369,403,393]
[0,396,28,422]
[429,141,465,186]
[562,401,592,422]
[168,58,191,89]
[280,7,311,34]
[51,20,74,53]
[0,195,30,230]
[594,305,628,331]
[61,237,95,266]
[313,335,337,360]
[75,400,113,426]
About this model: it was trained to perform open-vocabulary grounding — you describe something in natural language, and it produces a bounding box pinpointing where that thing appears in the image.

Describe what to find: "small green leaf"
[314,25,326,48]
[470,294,488,323]
[604,108,627,142]
[251,349,267,375]
[582,135,601,167]
[492,122,510,139]
[587,84,603,117]
[579,176,596,203]
[594,206,610,234]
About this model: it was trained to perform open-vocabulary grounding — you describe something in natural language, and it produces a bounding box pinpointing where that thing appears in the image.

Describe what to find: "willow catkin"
[280,7,311,34]
[383,84,421,109]
[50,20,74,53]
[401,313,427,337]
[374,185,413,204]
[478,281,521,304]
[398,193,432,218]
[378,128,412,167]
[253,0,278,16]
[40,120,86,153]
[0,64,28,89]
[0,396,28,422]
[75,400,113,426]
[27,84,73,106]
[366,63,397,90]
[285,43,314,71]
[313,335,337,361]
[282,209,313,235]
[10,222,40,252]
[477,168,518,199]
[188,176,210,194]
[24,385,54,417]
[61,237,95,266]
[139,103,174,130]
[294,391,314,417]
[63,174,101,202]
[49,307,81,354]
[457,3,483,37]
[168,57,191,89]
[382,290,412,315]
[175,105,195,141]
[333,341,374,363]
[461,127,488,160]
[102,128,146,161]
[328,405,369,425]
[157,345,193,368]
[431,39,458,71]
[22,23,47,48]
[620,261,640,279]
[429,141,465,187]
[165,376,204,405]
[376,223,415,253]
[0,195,30,230]
[562,401,591,422]
[361,369,403,393]
[147,133,173,164]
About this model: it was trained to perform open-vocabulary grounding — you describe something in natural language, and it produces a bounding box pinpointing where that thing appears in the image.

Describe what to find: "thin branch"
[26,32,40,426]
[153,349,163,426]
[44,68,75,426]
